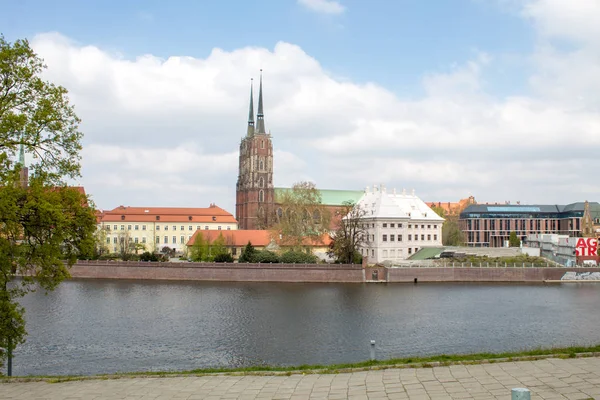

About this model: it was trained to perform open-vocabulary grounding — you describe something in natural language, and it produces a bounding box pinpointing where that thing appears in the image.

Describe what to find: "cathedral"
[235,72,275,230]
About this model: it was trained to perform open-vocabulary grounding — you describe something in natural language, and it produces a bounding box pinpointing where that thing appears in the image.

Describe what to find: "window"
[172,236,176,244]
[390,223,395,228]
[372,223,375,228]
[180,236,185,244]
[427,225,431,229]
[371,234,375,241]
[399,224,403,228]
[383,250,388,257]
[156,236,160,244]
[390,234,395,242]
[261,140,265,149]
[106,237,110,244]
[156,216,160,221]
[371,249,374,257]
[164,236,168,244]
[434,225,437,229]
[120,225,125,230]
[232,248,237,255]
[189,226,192,231]
[165,226,168,231]
[259,177,264,188]
[259,160,264,170]
[113,225,117,230]
[218,226,222,230]
[227,226,231,230]
[421,234,425,241]
[382,234,387,241]
[383,223,387,228]
[390,249,395,257]
[181,226,184,231]
[142,237,146,244]
[427,234,431,241]
[415,235,418,241]
[259,190,264,202]
[399,235,403,242]
[134,225,139,230]
[408,234,412,241]
[205,226,209,230]
[197,226,200,230]
[415,248,419,253]
[408,248,412,254]
[134,237,139,244]
[142,225,146,231]
[156,225,160,231]
[408,224,412,229]
[434,234,438,241]
[173,226,177,231]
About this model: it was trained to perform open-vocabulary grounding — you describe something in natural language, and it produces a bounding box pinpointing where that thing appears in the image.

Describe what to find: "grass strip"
[3,344,600,383]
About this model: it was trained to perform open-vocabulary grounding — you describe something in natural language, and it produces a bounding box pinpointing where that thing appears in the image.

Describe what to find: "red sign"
[576,238,598,257]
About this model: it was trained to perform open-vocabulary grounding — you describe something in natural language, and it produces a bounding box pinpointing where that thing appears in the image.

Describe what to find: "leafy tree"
[442,216,466,246]
[189,232,208,262]
[0,36,96,374]
[116,230,136,261]
[139,251,159,262]
[209,233,228,260]
[238,241,256,263]
[328,201,369,264]
[509,231,521,247]
[280,250,318,264]
[273,181,331,252]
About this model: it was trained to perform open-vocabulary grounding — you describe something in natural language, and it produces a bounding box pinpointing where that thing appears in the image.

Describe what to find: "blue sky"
[2,0,533,96]
[2,0,599,211]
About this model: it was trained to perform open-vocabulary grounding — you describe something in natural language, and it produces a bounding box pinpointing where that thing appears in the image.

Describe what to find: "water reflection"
[13,280,600,376]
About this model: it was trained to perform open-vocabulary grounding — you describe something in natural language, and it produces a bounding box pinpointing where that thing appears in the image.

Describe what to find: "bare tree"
[328,201,370,264]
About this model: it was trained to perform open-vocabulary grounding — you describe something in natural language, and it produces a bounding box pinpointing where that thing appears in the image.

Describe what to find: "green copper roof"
[274,187,364,206]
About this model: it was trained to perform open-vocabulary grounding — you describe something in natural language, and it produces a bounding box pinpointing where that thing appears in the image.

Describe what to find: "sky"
[2,0,600,213]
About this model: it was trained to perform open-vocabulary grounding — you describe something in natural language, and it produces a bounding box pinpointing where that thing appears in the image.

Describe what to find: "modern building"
[460,201,600,247]
[355,185,444,263]
[525,234,577,266]
[97,204,237,254]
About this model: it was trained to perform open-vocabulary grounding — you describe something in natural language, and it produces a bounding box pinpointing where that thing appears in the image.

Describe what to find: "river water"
[12,279,600,376]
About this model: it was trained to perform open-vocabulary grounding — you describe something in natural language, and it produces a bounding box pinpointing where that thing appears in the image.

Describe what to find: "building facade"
[97,204,237,254]
[236,73,275,230]
[356,185,444,263]
[460,201,600,247]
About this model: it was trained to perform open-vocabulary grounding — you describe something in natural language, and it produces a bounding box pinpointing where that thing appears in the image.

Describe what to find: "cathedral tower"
[236,71,275,230]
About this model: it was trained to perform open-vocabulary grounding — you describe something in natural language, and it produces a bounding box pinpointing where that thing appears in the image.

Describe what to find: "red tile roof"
[97,204,237,224]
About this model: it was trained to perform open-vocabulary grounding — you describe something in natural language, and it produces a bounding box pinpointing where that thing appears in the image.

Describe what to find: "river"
[12,279,600,376]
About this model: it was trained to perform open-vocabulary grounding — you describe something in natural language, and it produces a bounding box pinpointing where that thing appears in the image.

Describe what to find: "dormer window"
[156,216,160,221]
[212,216,216,221]
[188,216,192,221]
[121,215,125,220]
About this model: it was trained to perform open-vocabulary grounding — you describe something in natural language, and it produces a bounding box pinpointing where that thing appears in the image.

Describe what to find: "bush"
[214,253,234,263]
[253,250,280,263]
[140,251,160,262]
[239,242,256,263]
[280,250,318,264]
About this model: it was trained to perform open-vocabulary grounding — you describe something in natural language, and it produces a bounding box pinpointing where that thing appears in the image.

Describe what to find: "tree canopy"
[273,181,331,251]
[328,201,368,264]
[0,36,95,375]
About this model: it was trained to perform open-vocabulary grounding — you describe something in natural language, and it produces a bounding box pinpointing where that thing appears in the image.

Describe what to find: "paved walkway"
[2,357,600,400]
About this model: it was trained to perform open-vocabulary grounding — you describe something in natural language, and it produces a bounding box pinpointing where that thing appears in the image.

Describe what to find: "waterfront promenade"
[2,357,600,400]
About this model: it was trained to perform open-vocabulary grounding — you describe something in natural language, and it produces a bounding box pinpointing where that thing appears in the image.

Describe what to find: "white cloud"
[28,6,600,214]
[298,0,345,15]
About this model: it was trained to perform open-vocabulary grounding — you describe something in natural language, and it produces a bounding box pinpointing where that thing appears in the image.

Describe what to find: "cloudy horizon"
[3,0,600,213]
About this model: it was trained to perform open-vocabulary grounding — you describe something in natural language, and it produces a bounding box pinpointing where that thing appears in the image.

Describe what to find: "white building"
[355,185,444,263]
[97,204,238,254]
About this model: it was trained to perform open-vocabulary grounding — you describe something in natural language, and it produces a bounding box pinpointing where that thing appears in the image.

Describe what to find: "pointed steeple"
[255,69,266,134]
[18,142,25,166]
[247,78,255,136]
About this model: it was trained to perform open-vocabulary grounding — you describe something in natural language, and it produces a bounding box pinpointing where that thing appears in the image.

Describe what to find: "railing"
[73,260,363,270]
[396,262,595,268]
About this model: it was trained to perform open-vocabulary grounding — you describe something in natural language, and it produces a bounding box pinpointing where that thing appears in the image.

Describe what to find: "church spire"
[247,78,255,136]
[255,69,266,134]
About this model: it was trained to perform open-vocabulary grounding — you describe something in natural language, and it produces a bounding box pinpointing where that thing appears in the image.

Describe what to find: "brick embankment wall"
[69,261,365,283]
[386,267,600,283]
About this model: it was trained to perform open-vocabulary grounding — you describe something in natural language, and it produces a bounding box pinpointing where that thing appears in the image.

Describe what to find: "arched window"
[258,207,265,219]
[259,190,264,203]
[313,209,321,222]
[259,177,264,188]
[276,208,283,219]
[259,159,264,171]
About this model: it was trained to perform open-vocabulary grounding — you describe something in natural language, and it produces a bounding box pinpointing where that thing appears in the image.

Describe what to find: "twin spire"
[247,70,266,136]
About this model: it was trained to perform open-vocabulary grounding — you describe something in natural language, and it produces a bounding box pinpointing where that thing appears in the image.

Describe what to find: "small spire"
[256,69,266,134]
[247,78,255,136]
[18,142,25,166]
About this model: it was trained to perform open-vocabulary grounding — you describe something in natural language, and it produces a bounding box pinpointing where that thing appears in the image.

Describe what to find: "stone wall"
[69,261,365,283]
[386,267,600,283]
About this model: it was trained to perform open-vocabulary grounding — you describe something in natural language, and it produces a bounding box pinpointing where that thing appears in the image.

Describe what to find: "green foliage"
[139,252,160,262]
[0,36,94,372]
[509,231,521,247]
[238,241,256,263]
[189,232,231,262]
[280,250,318,264]
[441,215,465,246]
[214,253,234,263]
[431,205,447,218]
[253,250,280,263]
